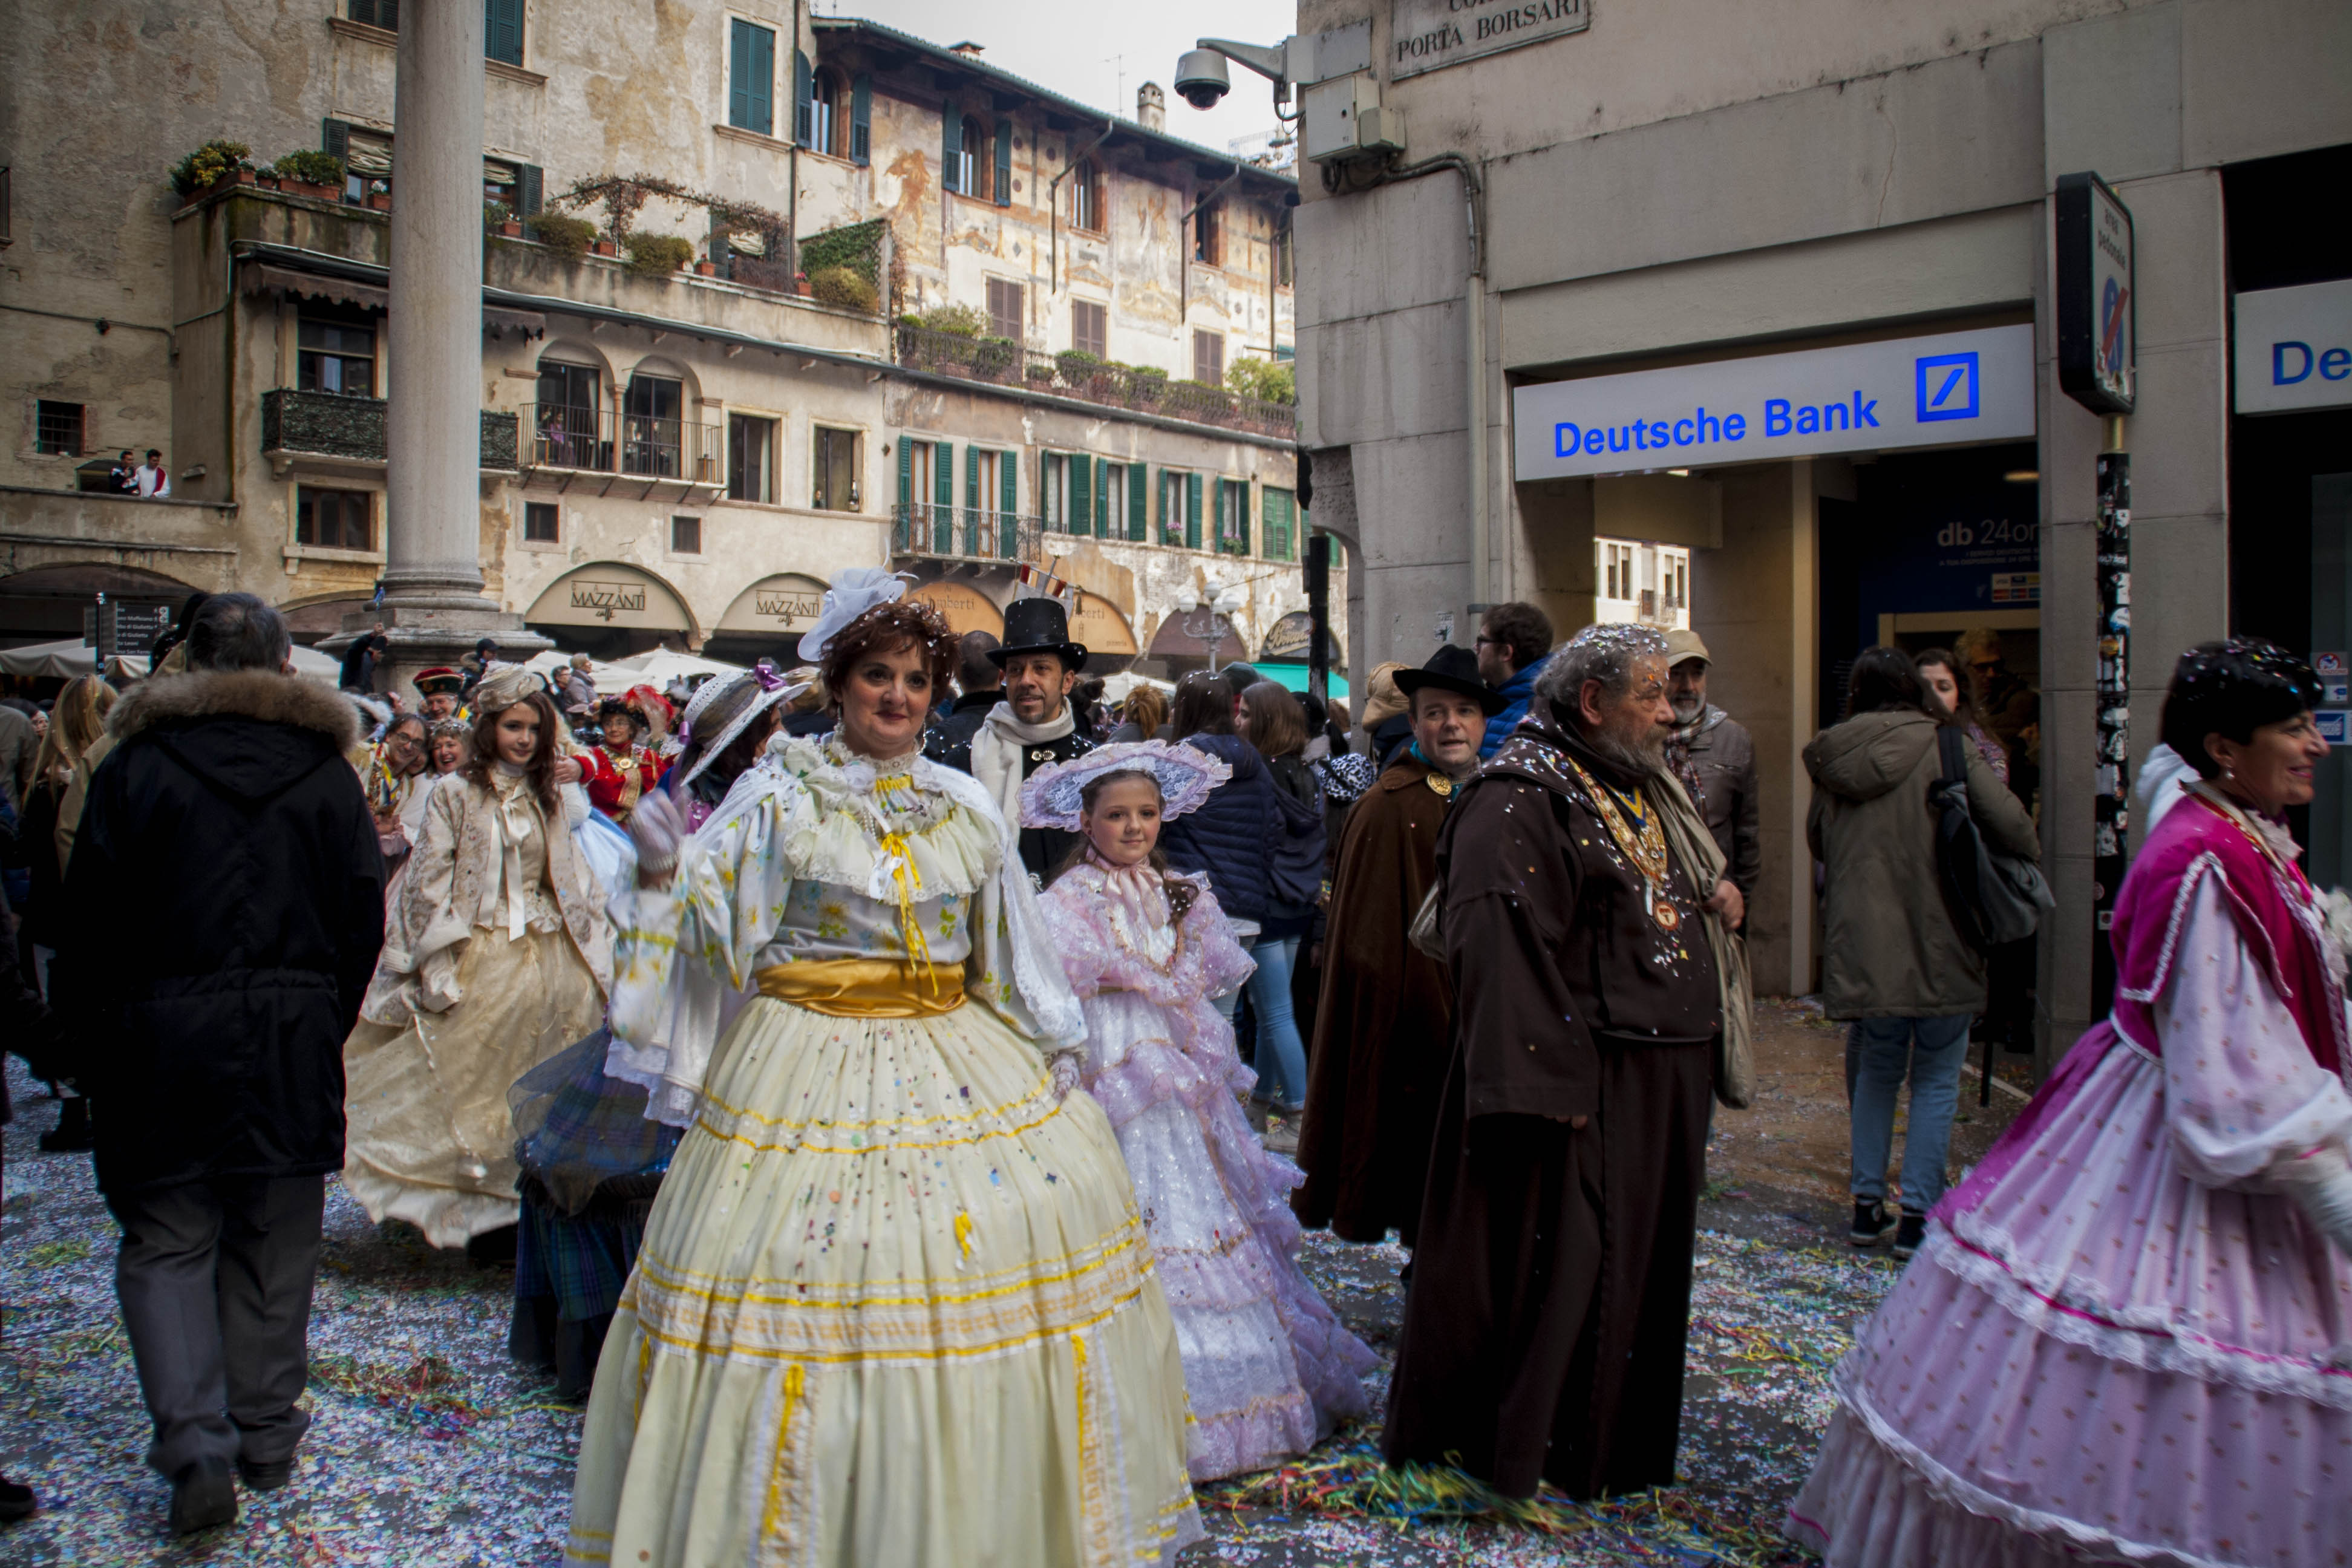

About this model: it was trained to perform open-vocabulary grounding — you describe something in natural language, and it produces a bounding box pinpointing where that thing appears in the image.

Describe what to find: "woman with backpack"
[1805,647,2037,1259]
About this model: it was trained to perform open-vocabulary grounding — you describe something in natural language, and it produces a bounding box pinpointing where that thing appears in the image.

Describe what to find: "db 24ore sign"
[1391,0,1589,80]
[1512,324,2036,481]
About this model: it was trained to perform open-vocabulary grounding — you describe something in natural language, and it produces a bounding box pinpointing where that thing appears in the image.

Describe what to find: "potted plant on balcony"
[807,266,878,313]
[531,214,599,258]
[693,257,718,276]
[364,180,391,211]
[169,139,254,206]
[623,234,694,278]
[270,150,345,203]
[1125,364,1168,410]
[485,200,523,238]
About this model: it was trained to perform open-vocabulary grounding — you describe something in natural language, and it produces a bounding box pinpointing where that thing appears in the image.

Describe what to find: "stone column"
[371,0,543,691]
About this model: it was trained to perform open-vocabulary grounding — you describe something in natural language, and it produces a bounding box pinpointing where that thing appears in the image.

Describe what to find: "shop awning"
[238,262,545,336]
[524,563,693,634]
[1252,662,1350,700]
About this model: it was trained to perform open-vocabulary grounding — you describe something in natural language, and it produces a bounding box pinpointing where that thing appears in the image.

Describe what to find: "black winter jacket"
[54,670,386,1195]
[1158,734,1282,924]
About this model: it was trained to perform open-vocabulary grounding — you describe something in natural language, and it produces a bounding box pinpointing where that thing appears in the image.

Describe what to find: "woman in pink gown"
[1789,638,2352,1567]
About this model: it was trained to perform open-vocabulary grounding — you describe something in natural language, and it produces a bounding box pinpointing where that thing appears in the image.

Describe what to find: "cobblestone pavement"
[0,1003,2024,1564]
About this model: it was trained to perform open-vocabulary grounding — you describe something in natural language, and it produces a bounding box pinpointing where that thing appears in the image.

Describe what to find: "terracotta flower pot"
[694,260,717,276]
[365,192,391,211]
[286,179,339,201]
[593,240,618,257]
[498,220,524,238]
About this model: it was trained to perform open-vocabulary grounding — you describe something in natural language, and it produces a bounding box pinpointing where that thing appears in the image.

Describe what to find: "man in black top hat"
[927,596,1093,881]
[1297,643,1502,1248]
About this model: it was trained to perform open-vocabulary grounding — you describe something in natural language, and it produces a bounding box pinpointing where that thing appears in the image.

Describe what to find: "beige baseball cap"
[1664,628,1711,666]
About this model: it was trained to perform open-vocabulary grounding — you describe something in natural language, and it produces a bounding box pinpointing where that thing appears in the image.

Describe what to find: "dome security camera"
[1174,49,1230,111]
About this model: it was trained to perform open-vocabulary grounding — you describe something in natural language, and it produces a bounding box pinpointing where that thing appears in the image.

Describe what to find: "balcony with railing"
[891,325,1295,439]
[891,503,1044,565]
[520,403,724,492]
[260,388,517,476]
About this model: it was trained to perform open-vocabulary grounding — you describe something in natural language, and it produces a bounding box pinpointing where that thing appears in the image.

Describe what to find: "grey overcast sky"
[818,0,1299,157]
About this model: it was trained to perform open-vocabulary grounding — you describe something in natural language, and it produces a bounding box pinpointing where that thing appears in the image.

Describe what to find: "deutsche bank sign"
[1512,324,2036,482]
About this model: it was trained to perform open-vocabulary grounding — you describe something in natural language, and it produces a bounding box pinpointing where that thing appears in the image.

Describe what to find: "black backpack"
[1927,727,2053,950]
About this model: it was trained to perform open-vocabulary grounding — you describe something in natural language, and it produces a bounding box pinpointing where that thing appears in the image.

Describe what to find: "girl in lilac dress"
[1789,639,2352,1567]
[1026,742,1377,1481]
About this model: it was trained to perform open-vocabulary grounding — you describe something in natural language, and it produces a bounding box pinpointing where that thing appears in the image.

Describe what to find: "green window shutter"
[851,74,872,165]
[965,449,981,513]
[1265,488,1293,561]
[1128,463,1148,541]
[322,118,351,163]
[1186,472,1203,551]
[1094,457,1111,538]
[941,102,960,193]
[935,441,955,552]
[730,21,776,134]
[1070,454,1090,535]
[485,0,523,65]
[517,164,543,217]
[793,51,814,146]
[1235,482,1253,555]
[897,440,915,547]
[993,121,1013,208]
[999,456,1018,557]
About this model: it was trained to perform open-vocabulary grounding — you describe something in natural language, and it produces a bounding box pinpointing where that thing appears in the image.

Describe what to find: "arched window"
[958,116,984,198]
[1070,160,1102,233]
[808,71,837,156]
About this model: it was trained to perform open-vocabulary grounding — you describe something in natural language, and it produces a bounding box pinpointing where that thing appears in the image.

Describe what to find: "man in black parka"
[52,593,384,1533]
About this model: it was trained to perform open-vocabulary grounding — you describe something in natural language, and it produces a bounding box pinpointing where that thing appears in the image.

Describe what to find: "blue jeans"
[1215,936,1310,1110]
[1848,1013,1973,1212]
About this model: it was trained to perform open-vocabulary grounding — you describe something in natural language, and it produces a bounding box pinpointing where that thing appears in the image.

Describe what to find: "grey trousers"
[105,1174,325,1477]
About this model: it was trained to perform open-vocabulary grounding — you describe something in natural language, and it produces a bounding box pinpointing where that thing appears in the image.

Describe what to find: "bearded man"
[928,597,1091,880]
[1663,629,1760,915]
[1383,622,1742,1500]
[1293,644,1501,1249]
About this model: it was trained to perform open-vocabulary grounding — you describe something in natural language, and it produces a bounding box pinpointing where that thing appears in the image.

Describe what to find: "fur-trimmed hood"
[106,670,362,806]
[109,669,360,752]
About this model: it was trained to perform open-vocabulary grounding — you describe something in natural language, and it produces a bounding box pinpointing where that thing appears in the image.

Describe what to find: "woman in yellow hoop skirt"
[564,575,1201,1568]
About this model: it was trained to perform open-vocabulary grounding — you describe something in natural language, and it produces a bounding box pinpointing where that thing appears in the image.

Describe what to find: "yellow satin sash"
[754,959,966,1018]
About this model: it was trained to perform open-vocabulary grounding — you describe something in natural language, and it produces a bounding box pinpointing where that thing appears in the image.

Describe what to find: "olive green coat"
[1805,709,2039,1020]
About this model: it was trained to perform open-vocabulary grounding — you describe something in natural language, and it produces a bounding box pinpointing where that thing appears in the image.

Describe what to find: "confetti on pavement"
[0,1047,1898,1564]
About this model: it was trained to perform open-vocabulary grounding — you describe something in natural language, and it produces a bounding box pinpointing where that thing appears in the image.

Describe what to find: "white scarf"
[969,699,1075,834]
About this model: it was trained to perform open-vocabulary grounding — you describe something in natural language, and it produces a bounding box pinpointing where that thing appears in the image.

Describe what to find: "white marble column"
[376,0,535,685]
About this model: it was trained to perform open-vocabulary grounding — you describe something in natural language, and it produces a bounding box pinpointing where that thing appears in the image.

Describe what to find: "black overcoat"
[53,669,385,1195]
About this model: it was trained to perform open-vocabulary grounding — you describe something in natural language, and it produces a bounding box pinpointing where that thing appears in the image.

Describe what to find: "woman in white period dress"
[1028,743,1377,1480]
[564,574,1200,1567]
[342,668,612,1249]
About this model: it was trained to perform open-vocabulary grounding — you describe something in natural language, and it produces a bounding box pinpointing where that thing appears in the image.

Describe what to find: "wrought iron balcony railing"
[521,403,724,485]
[261,388,517,469]
[891,324,1296,439]
[890,503,1044,564]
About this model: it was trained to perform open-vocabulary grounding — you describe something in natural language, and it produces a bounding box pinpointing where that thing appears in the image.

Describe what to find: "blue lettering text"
[1725,414,1745,440]
[1674,418,1695,445]
[1766,400,1791,437]
[1854,391,1880,427]
[2324,348,2351,382]
[2276,341,2313,385]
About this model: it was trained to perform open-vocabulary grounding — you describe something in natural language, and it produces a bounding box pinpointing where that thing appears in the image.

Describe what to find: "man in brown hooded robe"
[1383,623,1740,1500]
[1293,645,1500,1247]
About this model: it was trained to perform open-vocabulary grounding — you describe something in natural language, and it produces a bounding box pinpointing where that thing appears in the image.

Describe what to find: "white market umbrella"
[0,637,341,684]
[609,648,745,688]
[521,648,636,696]
[1101,670,1174,703]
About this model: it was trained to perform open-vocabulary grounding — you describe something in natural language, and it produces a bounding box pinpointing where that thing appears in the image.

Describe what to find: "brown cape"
[1383,724,1719,1499]
[1293,751,1456,1246]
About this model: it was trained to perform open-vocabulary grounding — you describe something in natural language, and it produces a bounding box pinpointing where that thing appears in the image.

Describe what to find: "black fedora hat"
[1394,644,1508,714]
[988,595,1088,670]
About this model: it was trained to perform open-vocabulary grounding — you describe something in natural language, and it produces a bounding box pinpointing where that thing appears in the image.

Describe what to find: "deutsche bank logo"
[1916,352,1981,423]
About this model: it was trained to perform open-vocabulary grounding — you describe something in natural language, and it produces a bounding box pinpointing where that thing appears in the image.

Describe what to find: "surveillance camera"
[1174,49,1230,110]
